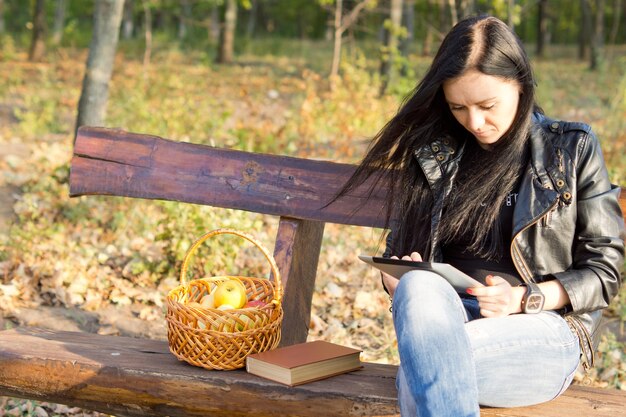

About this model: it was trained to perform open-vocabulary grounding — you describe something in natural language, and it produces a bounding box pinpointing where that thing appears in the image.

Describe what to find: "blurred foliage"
[2,0,626,49]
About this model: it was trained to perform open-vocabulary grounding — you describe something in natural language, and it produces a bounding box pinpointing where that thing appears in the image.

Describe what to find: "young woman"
[337,15,624,416]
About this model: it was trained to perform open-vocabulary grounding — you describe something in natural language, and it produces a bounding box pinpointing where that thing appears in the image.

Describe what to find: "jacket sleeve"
[552,129,625,314]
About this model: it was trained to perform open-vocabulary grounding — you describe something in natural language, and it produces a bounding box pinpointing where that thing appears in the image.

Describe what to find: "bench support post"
[273,217,325,346]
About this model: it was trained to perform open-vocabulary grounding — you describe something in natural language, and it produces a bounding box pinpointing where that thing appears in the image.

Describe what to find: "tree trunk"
[28,0,47,61]
[458,0,475,18]
[590,0,605,70]
[607,0,622,62]
[422,0,434,56]
[435,0,442,30]
[507,0,515,28]
[209,4,220,43]
[143,0,152,69]
[325,7,333,41]
[608,0,621,45]
[447,0,457,27]
[246,0,258,38]
[400,0,415,66]
[0,0,5,34]
[52,0,67,45]
[579,0,592,59]
[123,0,135,39]
[536,0,548,58]
[216,0,237,63]
[330,0,343,87]
[329,0,373,89]
[179,0,191,39]
[74,0,125,141]
[380,0,404,95]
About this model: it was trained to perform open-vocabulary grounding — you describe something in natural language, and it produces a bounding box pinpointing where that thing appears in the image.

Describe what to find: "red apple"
[244,300,267,309]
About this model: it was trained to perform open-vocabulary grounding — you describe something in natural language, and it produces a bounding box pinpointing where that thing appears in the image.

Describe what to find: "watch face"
[526,294,545,313]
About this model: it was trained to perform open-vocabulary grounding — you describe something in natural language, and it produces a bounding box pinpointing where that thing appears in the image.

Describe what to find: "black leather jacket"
[396,113,625,369]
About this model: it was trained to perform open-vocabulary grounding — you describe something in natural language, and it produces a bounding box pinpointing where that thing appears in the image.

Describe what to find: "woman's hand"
[467,275,524,318]
[382,252,422,298]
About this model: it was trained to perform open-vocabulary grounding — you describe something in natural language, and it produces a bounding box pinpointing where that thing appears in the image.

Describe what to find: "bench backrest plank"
[71,127,388,228]
[71,127,626,229]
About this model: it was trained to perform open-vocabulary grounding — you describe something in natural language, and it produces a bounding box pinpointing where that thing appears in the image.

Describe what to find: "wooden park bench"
[1,126,625,417]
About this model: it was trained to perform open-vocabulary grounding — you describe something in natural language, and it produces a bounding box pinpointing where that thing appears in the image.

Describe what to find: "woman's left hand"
[467,275,523,318]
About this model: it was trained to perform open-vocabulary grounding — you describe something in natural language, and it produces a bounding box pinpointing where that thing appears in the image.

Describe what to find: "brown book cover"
[245,340,362,386]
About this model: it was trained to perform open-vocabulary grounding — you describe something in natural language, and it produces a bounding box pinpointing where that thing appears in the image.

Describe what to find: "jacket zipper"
[510,199,559,283]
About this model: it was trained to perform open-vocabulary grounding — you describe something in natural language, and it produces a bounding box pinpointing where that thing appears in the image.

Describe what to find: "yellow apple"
[211,307,236,331]
[200,293,215,309]
[235,313,262,331]
[213,279,247,309]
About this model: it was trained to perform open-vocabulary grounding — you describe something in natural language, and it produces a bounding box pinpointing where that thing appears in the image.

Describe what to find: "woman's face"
[443,69,521,149]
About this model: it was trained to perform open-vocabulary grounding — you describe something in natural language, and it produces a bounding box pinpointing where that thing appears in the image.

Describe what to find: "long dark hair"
[335,15,541,260]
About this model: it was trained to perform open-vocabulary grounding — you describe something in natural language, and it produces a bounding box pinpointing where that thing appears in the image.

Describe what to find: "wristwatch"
[520,282,545,314]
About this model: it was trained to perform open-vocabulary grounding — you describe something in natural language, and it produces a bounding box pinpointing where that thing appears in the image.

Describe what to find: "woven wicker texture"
[166,229,283,370]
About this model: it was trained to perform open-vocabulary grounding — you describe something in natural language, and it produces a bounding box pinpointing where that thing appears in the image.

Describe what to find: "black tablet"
[358,255,483,291]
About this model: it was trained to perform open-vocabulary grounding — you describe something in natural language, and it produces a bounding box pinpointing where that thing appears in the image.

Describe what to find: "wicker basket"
[166,229,283,370]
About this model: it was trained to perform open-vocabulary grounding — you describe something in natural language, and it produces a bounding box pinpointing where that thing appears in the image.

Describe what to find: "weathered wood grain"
[69,126,626,228]
[481,384,626,417]
[70,126,389,228]
[273,217,325,347]
[0,328,399,417]
[1,328,625,417]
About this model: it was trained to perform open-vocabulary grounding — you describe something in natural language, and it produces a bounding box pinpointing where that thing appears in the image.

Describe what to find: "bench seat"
[1,327,624,417]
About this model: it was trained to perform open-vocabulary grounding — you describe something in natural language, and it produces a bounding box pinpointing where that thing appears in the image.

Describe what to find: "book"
[245,340,362,386]
[358,255,483,292]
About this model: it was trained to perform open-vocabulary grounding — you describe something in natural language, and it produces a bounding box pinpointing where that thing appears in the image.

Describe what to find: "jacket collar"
[512,114,571,235]
[530,114,573,203]
[411,113,569,236]
[413,136,464,193]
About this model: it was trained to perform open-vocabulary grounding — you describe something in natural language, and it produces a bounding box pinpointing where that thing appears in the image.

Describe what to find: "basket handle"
[179,228,282,302]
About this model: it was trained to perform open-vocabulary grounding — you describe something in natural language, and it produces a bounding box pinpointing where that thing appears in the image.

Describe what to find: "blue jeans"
[393,271,580,417]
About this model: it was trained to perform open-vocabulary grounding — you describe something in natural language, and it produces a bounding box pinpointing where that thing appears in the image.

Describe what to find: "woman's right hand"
[382,252,422,297]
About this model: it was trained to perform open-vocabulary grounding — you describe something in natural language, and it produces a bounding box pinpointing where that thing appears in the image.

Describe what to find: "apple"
[244,300,267,309]
[200,293,215,309]
[211,318,234,332]
[236,313,262,331]
[213,279,247,309]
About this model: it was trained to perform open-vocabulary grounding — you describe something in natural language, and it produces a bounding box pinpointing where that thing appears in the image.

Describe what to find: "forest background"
[0,0,624,415]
